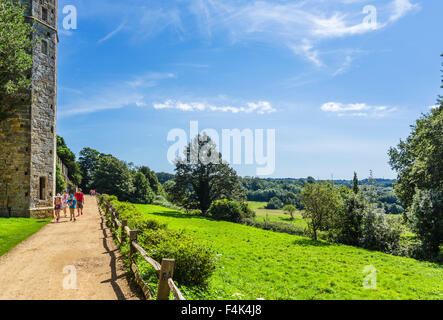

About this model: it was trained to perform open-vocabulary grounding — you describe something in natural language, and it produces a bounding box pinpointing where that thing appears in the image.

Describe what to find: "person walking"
[75,188,85,217]
[67,194,77,222]
[54,195,62,223]
[62,190,69,218]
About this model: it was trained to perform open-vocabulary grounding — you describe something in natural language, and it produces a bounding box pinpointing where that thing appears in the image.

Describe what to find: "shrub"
[207,199,255,223]
[186,209,203,216]
[266,197,284,209]
[153,195,184,211]
[137,229,217,286]
[242,218,306,237]
[328,193,366,246]
[359,206,403,255]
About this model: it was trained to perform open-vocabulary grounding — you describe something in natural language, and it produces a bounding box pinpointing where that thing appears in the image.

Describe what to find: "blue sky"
[56,0,442,180]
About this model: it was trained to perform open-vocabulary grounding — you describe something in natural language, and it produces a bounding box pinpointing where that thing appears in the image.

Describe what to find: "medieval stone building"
[0,0,58,218]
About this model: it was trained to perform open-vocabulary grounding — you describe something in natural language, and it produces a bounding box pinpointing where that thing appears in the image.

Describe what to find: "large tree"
[78,147,102,190]
[408,189,442,258]
[388,65,443,209]
[301,183,343,240]
[132,171,155,204]
[139,166,161,194]
[0,0,34,121]
[91,155,134,201]
[172,134,246,214]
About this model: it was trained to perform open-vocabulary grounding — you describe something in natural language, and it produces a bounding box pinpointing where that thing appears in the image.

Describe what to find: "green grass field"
[0,218,50,257]
[133,203,443,300]
[248,201,307,228]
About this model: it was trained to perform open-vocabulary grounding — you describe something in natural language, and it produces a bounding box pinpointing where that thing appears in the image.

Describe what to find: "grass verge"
[0,218,51,257]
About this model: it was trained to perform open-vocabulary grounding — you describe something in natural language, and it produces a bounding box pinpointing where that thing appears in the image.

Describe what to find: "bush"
[186,209,203,216]
[138,229,217,286]
[152,195,184,211]
[99,194,216,286]
[242,218,306,237]
[359,206,403,255]
[207,199,255,223]
[328,193,365,246]
[266,197,284,209]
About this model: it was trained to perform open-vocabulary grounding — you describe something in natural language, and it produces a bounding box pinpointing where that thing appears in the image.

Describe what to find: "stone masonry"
[0,0,58,218]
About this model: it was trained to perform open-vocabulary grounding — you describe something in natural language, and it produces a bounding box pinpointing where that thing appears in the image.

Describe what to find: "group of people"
[53,188,85,223]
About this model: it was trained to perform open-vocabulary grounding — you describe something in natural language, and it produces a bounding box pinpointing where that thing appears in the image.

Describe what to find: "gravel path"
[0,196,140,300]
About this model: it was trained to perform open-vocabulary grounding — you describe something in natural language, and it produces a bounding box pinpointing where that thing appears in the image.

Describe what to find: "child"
[67,194,77,222]
[54,195,62,223]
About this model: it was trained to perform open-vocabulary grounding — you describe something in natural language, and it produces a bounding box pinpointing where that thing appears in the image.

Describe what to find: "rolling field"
[133,203,443,300]
[248,201,307,228]
[0,218,50,257]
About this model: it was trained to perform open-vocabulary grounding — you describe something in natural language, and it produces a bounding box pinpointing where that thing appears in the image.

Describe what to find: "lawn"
[248,201,307,228]
[133,203,443,300]
[0,218,50,257]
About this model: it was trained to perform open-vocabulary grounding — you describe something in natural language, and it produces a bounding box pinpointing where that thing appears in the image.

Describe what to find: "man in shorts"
[75,188,85,216]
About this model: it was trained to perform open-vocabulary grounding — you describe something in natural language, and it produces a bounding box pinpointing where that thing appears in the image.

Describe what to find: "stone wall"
[0,0,58,218]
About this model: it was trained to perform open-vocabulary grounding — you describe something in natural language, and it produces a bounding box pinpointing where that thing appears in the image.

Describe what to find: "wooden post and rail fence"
[96,194,185,300]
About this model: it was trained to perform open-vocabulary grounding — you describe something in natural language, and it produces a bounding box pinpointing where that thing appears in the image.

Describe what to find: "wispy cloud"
[126,72,176,88]
[389,0,419,22]
[98,21,126,43]
[153,100,276,114]
[184,0,419,68]
[333,55,353,76]
[172,63,210,68]
[58,72,175,117]
[74,0,419,72]
[321,102,397,118]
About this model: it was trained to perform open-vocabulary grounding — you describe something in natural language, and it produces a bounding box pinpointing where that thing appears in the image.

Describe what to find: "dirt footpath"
[0,196,140,300]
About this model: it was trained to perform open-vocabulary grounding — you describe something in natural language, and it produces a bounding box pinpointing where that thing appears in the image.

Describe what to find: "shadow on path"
[98,212,144,300]
[99,214,128,300]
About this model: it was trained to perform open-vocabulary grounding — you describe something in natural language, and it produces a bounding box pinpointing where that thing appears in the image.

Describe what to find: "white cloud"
[429,105,439,110]
[153,100,276,114]
[321,102,397,118]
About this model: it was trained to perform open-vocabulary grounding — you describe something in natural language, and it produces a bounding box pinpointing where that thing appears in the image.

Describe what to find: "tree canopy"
[78,147,101,190]
[57,136,82,186]
[171,134,246,214]
[388,92,443,209]
[0,0,34,121]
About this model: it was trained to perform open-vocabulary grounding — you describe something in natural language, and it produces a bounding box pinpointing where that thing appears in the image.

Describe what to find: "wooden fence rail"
[96,194,186,300]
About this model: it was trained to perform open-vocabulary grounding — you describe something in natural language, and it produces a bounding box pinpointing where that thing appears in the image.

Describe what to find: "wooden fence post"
[121,219,127,244]
[129,230,137,261]
[157,259,175,300]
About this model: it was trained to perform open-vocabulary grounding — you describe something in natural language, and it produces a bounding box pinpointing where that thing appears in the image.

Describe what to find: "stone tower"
[0,0,58,218]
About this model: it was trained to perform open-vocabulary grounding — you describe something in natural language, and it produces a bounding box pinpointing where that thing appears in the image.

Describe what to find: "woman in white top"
[62,190,69,218]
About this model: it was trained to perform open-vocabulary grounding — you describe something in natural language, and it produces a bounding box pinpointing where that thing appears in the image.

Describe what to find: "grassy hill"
[133,203,442,300]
